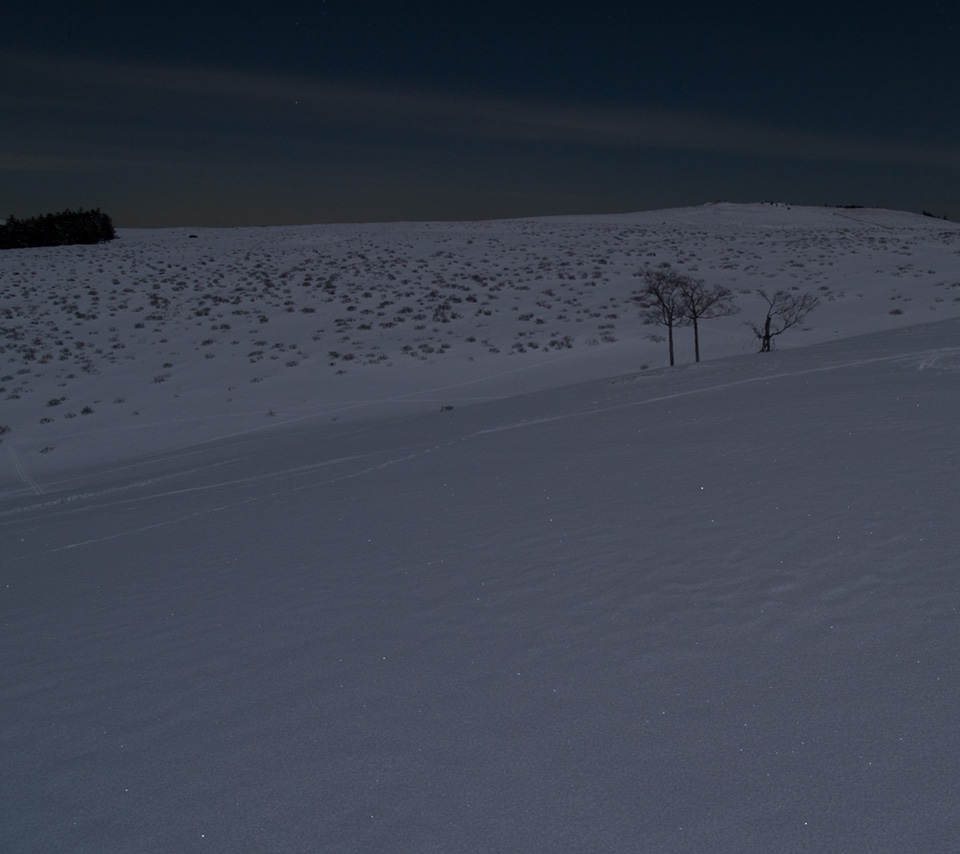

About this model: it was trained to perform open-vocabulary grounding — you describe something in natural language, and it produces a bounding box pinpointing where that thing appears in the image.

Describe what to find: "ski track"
[4,342,951,558]
[0,344,583,495]
[5,445,42,497]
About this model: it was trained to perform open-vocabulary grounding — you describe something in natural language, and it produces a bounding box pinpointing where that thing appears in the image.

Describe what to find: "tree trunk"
[668,322,675,366]
[692,317,700,362]
[761,315,772,352]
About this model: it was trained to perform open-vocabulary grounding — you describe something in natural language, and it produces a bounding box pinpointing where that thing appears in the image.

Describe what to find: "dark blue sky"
[3,2,958,226]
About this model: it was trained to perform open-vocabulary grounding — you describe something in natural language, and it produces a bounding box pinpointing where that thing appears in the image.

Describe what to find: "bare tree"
[747,289,820,352]
[632,267,690,366]
[676,276,739,362]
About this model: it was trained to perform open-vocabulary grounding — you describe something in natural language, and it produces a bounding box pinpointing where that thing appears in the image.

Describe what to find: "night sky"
[3,2,959,226]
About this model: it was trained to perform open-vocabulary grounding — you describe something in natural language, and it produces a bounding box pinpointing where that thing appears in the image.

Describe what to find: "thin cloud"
[0,153,112,172]
[3,50,959,172]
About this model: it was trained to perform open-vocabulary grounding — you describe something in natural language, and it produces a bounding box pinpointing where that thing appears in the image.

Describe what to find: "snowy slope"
[2,202,959,480]
[2,205,960,852]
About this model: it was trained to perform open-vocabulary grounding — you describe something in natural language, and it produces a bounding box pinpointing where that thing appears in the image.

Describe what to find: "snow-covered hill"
[2,202,959,479]
[2,204,959,852]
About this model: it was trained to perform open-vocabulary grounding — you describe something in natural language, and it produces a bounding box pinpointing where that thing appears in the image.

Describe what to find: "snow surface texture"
[2,203,960,852]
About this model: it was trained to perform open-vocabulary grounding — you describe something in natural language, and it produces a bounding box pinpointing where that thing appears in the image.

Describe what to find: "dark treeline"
[0,209,117,250]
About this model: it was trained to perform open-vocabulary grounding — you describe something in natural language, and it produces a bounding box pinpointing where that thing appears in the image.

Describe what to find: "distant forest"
[0,209,117,250]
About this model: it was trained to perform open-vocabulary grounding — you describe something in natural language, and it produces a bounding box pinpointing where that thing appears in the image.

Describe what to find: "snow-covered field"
[2,203,960,851]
